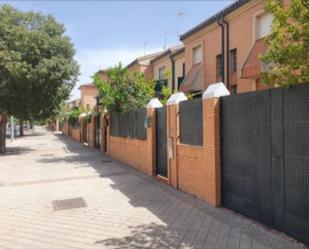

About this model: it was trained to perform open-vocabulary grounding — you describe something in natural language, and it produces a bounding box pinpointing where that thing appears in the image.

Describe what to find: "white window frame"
[158,66,165,80]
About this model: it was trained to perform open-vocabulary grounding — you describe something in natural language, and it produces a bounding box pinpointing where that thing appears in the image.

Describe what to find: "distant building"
[67,98,81,110]
[150,45,185,95]
[79,83,99,110]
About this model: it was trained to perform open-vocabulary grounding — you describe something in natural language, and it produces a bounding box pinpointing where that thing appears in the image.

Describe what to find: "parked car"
[6,124,20,138]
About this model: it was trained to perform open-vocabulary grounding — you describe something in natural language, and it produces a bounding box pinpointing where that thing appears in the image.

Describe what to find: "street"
[0,128,306,249]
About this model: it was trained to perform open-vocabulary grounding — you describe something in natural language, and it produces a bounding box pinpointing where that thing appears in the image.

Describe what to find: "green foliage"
[68,108,81,128]
[0,5,79,120]
[93,63,154,113]
[160,86,172,105]
[261,0,309,87]
[54,102,70,122]
[82,112,92,124]
[164,69,172,81]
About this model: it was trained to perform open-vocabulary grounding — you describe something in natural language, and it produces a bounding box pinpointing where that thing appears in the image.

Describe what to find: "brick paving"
[0,128,307,249]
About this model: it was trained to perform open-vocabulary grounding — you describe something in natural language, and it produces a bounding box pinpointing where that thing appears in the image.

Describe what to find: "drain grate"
[52,197,87,211]
[102,158,112,163]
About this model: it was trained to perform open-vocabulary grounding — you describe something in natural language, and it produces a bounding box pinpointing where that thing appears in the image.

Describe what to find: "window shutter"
[192,45,202,64]
[256,13,273,40]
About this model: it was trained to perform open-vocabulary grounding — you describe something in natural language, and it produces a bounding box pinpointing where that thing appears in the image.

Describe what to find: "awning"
[179,63,203,93]
[241,38,268,79]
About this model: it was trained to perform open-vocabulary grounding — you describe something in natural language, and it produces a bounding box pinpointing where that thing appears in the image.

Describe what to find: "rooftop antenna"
[177,11,186,36]
[143,41,149,55]
[164,30,174,50]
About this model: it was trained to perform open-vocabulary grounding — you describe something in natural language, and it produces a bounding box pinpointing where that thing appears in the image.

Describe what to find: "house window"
[158,67,165,80]
[256,13,273,40]
[216,54,223,79]
[192,45,202,65]
[230,49,237,73]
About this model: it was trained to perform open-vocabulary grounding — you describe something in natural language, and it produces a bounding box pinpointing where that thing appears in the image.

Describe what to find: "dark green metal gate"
[156,106,167,177]
[221,83,309,245]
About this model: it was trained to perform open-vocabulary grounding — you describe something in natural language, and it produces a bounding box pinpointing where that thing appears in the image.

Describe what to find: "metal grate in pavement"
[102,158,112,163]
[52,197,87,211]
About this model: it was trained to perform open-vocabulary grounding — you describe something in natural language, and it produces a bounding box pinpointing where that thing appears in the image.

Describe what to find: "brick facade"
[181,0,270,94]
[107,108,156,176]
[71,127,81,143]
[79,84,99,110]
[167,98,221,206]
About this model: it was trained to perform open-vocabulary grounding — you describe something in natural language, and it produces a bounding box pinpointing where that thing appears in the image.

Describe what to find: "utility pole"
[10,115,14,142]
[177,11,186,36]
[164,30,174,50]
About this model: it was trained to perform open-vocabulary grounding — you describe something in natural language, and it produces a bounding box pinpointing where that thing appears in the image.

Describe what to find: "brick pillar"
[203,98,221,206]
[167,104,179,188]
[90,115,96,148]
[166,97,221,207]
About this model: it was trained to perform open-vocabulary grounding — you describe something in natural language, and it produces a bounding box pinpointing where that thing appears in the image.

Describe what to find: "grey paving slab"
[0,127,307,249]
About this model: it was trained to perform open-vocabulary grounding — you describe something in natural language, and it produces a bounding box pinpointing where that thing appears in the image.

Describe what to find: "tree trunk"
[0,113,7,154]
[19,119,24,136]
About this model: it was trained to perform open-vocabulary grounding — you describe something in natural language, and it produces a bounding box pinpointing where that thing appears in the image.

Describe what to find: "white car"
[6,124,20,138]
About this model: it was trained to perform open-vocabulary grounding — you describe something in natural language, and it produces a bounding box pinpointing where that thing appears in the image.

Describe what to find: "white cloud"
[70,47,161,100]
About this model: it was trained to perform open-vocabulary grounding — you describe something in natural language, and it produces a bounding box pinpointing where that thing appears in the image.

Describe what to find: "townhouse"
[150,45,185,94]
[126,51,164,80]
[179,0,279,94]
[96,0,293,97]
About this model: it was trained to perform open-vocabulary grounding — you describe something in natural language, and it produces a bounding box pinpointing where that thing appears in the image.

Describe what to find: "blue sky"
[0,0,232,100]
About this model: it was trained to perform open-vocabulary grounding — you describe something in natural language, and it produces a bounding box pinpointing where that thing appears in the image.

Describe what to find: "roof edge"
[180,0,249,41]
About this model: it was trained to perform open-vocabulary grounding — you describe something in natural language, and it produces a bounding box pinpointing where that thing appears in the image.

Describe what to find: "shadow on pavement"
[95,223,180,249]
[1,146,34,156]
[50,133,303,249]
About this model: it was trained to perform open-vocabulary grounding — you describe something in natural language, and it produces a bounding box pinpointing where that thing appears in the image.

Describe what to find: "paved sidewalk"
[0,128,306,249]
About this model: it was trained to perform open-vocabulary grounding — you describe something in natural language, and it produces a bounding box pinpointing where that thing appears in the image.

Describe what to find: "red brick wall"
[168,99,221,206]
[71,127,81,143]
[107,108,155,176]
[62,121,69,136]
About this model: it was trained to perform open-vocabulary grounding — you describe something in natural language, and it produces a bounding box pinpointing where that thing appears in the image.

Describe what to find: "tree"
[0,5,79,153]
[261,0,309,87]
[93,63,154,113]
